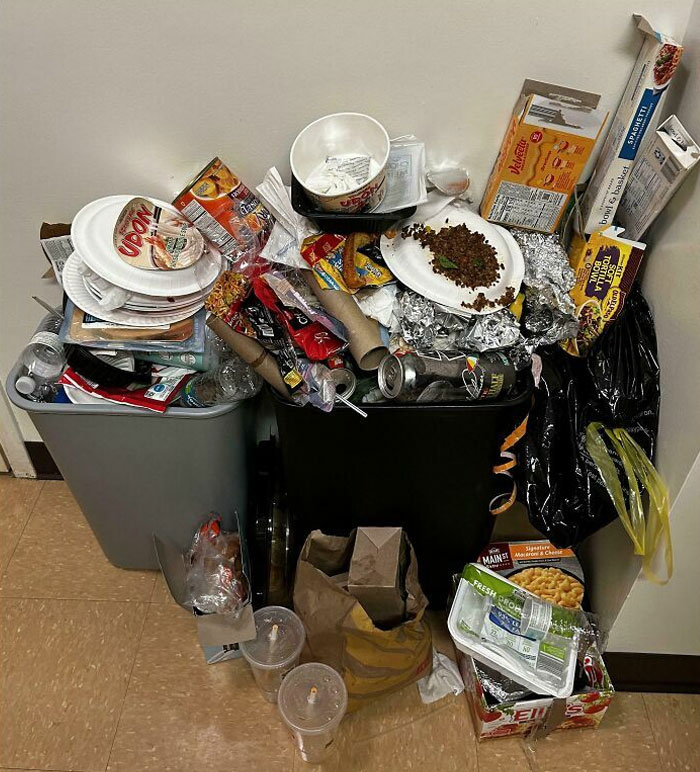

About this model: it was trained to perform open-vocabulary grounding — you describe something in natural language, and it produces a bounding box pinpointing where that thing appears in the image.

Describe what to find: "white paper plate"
[83,276,212,312]
[63,253,203,327]
[380,205,524,315]
[63,384,106,405]
[72,195,223,297]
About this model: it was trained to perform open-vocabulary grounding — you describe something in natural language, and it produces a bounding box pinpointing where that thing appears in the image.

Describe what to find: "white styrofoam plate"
[63,252,203,327]
[72,195,223,296]
[83,275,212,312]
[380,204,524,315]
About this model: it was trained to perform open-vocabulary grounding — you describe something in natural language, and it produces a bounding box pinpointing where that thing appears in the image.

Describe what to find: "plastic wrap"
[185,515,249,616]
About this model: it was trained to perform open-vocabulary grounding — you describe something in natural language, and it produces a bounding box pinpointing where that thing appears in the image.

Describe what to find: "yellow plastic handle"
[585,422,672,584]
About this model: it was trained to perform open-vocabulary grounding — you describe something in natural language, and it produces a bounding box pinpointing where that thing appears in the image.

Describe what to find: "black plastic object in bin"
[6,358,254,570]
[290,174,416,234]
[274,382,532,607]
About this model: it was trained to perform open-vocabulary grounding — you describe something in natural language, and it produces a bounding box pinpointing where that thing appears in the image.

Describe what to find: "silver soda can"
[377,351,515,402]
[329,367,357,400]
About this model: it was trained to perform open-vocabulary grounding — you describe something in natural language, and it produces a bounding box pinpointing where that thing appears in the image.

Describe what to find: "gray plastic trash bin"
[6,362,252,570]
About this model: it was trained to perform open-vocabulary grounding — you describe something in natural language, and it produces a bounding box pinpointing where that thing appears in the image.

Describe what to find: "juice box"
[481,80,608,234]
[580,16,683,234]
[562,226,646,357]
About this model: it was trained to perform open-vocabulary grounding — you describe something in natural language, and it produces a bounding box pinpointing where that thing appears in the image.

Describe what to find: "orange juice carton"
[481,80,608,234]
[562,226,646,357]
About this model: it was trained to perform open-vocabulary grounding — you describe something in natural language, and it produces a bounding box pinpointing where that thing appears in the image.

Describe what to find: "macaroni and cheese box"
[562,226,646,357]
[481,80,607,233]
[580,16,683,233]
[617,115,700,241]
[477,540,585,609]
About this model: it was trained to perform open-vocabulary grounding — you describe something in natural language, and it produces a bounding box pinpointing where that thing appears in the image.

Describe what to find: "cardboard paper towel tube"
[207,316,291,397]
[303,272,388,371]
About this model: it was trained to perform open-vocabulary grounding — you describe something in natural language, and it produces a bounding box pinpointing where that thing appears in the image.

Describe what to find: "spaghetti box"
[617,115,700,241]
[581,15,683,234]
[457,650,614,740]
[153,534,256,664]
[480,79,607,233]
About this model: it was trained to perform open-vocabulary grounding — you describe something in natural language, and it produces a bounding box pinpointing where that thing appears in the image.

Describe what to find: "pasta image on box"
[562,226,646,357]
[580,15,683,234]
[481,79,607,233]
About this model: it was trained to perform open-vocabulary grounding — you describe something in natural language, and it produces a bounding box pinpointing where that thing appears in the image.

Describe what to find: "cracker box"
[477,540,585,609]
[617,115,700,241]
[481,79,607,233]
[458,650,614,740]
[580,16,683,234]
[562,226,646,357]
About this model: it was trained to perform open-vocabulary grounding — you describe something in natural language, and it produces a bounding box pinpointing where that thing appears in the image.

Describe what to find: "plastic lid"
[277,663,348,735]
[239,606,305,669]
[15,375,36,395]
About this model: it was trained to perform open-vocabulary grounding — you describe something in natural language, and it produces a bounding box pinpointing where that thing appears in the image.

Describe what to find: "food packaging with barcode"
[448,563,586,698]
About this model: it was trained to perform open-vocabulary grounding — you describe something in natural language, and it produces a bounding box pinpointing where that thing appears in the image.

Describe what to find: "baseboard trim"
[24,442,62,480]
[604,652,700,693]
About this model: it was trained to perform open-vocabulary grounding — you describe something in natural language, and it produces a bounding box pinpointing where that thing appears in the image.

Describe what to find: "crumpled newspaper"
[397,290,522,352]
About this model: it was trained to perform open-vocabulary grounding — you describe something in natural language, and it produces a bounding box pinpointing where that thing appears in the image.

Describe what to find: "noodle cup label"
[113,197,205,271]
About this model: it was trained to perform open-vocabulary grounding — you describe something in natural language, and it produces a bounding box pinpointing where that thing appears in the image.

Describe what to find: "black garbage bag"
[522,285,662,548]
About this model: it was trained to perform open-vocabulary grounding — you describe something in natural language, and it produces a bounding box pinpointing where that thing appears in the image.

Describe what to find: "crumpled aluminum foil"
[510,229,576,316]
[523,288,580,349]
[397,291,523,353]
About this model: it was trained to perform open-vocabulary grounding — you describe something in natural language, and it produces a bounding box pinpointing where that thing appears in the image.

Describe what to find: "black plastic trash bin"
[274,382,532,606]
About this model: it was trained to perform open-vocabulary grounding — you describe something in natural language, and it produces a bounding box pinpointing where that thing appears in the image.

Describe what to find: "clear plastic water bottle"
[179,354,263,408]
[15,313,66,402]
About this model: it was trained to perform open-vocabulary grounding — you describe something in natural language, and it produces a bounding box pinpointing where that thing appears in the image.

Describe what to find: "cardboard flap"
[196,604,256,648]
[153,534,192,610]
[520,79,601,109]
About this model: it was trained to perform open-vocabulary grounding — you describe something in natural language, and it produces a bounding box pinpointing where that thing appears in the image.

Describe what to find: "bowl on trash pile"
[290,112,390,213]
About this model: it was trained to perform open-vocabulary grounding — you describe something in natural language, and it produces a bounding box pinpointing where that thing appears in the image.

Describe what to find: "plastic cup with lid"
[277,662,348,764]
[239,606,306,703]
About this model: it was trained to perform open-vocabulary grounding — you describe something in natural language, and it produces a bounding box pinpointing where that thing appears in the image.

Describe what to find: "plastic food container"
[240,606,306,703]
[277,662,348,764]
[290,175,416,234]
[290,113,390,213]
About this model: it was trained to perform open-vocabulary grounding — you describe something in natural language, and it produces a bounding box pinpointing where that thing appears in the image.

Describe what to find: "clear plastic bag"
[184,515,250,616]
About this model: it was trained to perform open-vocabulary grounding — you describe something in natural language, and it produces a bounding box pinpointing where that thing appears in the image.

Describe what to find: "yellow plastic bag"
[585,422,672,584]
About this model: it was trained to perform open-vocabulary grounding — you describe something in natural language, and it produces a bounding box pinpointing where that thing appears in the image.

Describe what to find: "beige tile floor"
[1,476,698,772]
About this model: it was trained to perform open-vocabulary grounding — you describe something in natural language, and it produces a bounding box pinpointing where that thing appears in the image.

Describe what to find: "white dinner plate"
[72,195,223,297]
[380,204,524,315]
[63,253,203,327]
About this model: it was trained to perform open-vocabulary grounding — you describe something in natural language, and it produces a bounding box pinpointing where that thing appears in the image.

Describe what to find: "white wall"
[0,0,694,441]
[605,0,700,655]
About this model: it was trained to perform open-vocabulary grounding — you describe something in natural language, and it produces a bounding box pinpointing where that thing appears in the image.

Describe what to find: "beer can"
[377,351,515,402]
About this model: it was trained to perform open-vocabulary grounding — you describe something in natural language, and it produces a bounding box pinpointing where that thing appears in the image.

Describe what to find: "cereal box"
[481,80,608,233]
[562,226,646,357]
[580,16,683,234]
[477,540,585,609]
[457,650,614,740]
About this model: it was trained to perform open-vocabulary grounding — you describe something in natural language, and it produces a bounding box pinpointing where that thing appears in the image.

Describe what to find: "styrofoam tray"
[63,253,203,327]
[380,204,524,315]
[72,195,223,297]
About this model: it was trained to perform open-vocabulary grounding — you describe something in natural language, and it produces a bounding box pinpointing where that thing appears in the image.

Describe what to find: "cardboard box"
[617,115,700,240]
[457,651,614,740]
[481,79,607,233]
[562,226,646,357]
[580,16,683,234]
[478,540,585,610]
[153,534,256,664]
[347,527,406,627]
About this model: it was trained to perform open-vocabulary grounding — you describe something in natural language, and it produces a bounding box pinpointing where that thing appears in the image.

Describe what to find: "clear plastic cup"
[277,662,348,764]
[239,606,306,703]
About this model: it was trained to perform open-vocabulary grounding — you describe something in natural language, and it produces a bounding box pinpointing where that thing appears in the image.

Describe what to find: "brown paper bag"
[293,530,432,711]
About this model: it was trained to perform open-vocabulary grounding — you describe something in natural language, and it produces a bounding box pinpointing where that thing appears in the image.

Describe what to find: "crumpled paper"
[417,649,464,704]
[355,285,400,331]
[397,291,523,352]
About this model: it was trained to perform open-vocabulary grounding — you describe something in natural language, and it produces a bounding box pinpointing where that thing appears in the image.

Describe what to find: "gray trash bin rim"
[6,362,241,420]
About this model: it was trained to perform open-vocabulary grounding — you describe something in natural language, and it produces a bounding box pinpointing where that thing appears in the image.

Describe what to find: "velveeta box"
[458,651,614,740]
[481,80,608,233]
[562,226,646,357]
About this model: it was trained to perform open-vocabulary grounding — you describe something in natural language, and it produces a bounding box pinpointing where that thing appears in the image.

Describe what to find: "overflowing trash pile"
[12,12,695,764]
